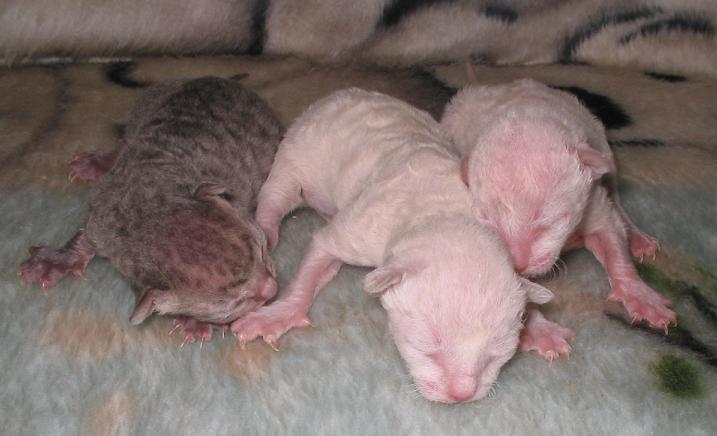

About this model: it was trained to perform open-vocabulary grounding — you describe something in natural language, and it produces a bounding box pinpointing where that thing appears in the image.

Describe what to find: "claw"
[222,329,225,339]
[238,338,246,351]
[663,324,669,335]
[169,324,181,335]
[265,339,279,352]
[200,339,204,349]
[180,339,187,349]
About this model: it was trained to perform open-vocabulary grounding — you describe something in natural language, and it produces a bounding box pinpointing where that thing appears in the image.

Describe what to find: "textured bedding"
[1,55,715,435]
[2,0,717,430]
[2,1,717,77]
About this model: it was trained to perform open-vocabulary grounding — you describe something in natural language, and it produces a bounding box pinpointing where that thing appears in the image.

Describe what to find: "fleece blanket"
[1,1,717,78]
[1,56,716,435]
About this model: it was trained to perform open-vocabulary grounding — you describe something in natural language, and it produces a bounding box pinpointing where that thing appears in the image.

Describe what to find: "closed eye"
[531,226,547,240]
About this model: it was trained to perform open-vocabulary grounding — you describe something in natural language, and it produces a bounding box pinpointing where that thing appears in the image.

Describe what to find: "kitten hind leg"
[19,229,95,290]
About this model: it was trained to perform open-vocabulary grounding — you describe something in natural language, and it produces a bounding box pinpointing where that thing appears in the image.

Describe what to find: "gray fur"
[24,77,283,327]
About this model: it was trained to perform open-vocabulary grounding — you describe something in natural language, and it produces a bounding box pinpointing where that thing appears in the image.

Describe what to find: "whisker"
[487,382,498,399]
[558,258,568,276]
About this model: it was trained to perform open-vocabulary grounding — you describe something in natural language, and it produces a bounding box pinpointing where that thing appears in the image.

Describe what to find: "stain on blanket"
[39,307,127,362]
[217,340,274,383]
[83,389,136,436]
[651,354,706,399]
[694,265,717,297]
[38,306,177,361]
[602,262,717,367]
[135,317,180,350]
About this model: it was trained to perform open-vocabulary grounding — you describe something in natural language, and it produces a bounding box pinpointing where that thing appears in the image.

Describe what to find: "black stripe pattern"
[551,85,632,130]
[378,0,454,28]
[482,3,518,24]
[247,0,269,55]
[104,62,148,89]
[620,13,715,44]
[560,6,663,62]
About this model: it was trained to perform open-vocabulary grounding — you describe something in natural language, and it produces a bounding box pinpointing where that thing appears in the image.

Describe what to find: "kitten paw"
[69,150,116,183]
[19,246,89,290]
[608,282,675,331]
[171,317,214,345]
[520,316,575,361]
[629,231,660,262]
[230,302,311,350]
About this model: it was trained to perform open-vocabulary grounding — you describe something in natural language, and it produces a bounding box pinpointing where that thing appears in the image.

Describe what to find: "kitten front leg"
[230,230,343,349]
[255,163,304,251]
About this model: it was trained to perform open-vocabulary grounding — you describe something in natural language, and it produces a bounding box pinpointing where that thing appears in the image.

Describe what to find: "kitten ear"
[519,277,554,304]
[575,147,611,180]
[460,157,470,186]
[364,266,405,295]
[364,258,424,294]
[194,182,229,202]
[129,289,166,325]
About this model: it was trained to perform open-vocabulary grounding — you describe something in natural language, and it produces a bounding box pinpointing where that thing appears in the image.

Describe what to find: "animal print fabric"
[1,56,716,435]
[1,0,717,78]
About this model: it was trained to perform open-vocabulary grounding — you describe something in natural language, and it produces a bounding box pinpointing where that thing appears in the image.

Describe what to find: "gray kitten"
[20,77,283,342]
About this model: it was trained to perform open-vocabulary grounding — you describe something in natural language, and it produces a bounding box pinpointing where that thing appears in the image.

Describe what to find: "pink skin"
[69,148,120,183]
[231,236,340,349]
[578,187,675,329]
[170,317,230,344]
[19,230,95,290]
[441,78,674,331]
[232,88,559,403]
[519,305,574,361]
[614,199,661,261]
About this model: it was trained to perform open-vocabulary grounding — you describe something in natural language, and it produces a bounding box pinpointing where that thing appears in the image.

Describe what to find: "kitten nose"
[510,246,530,273]
[446,378,477,403]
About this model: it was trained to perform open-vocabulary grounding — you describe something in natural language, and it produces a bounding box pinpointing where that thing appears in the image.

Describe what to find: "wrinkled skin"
[231,88,554,402]
[20,77,282,339]
[441,77,674,332]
